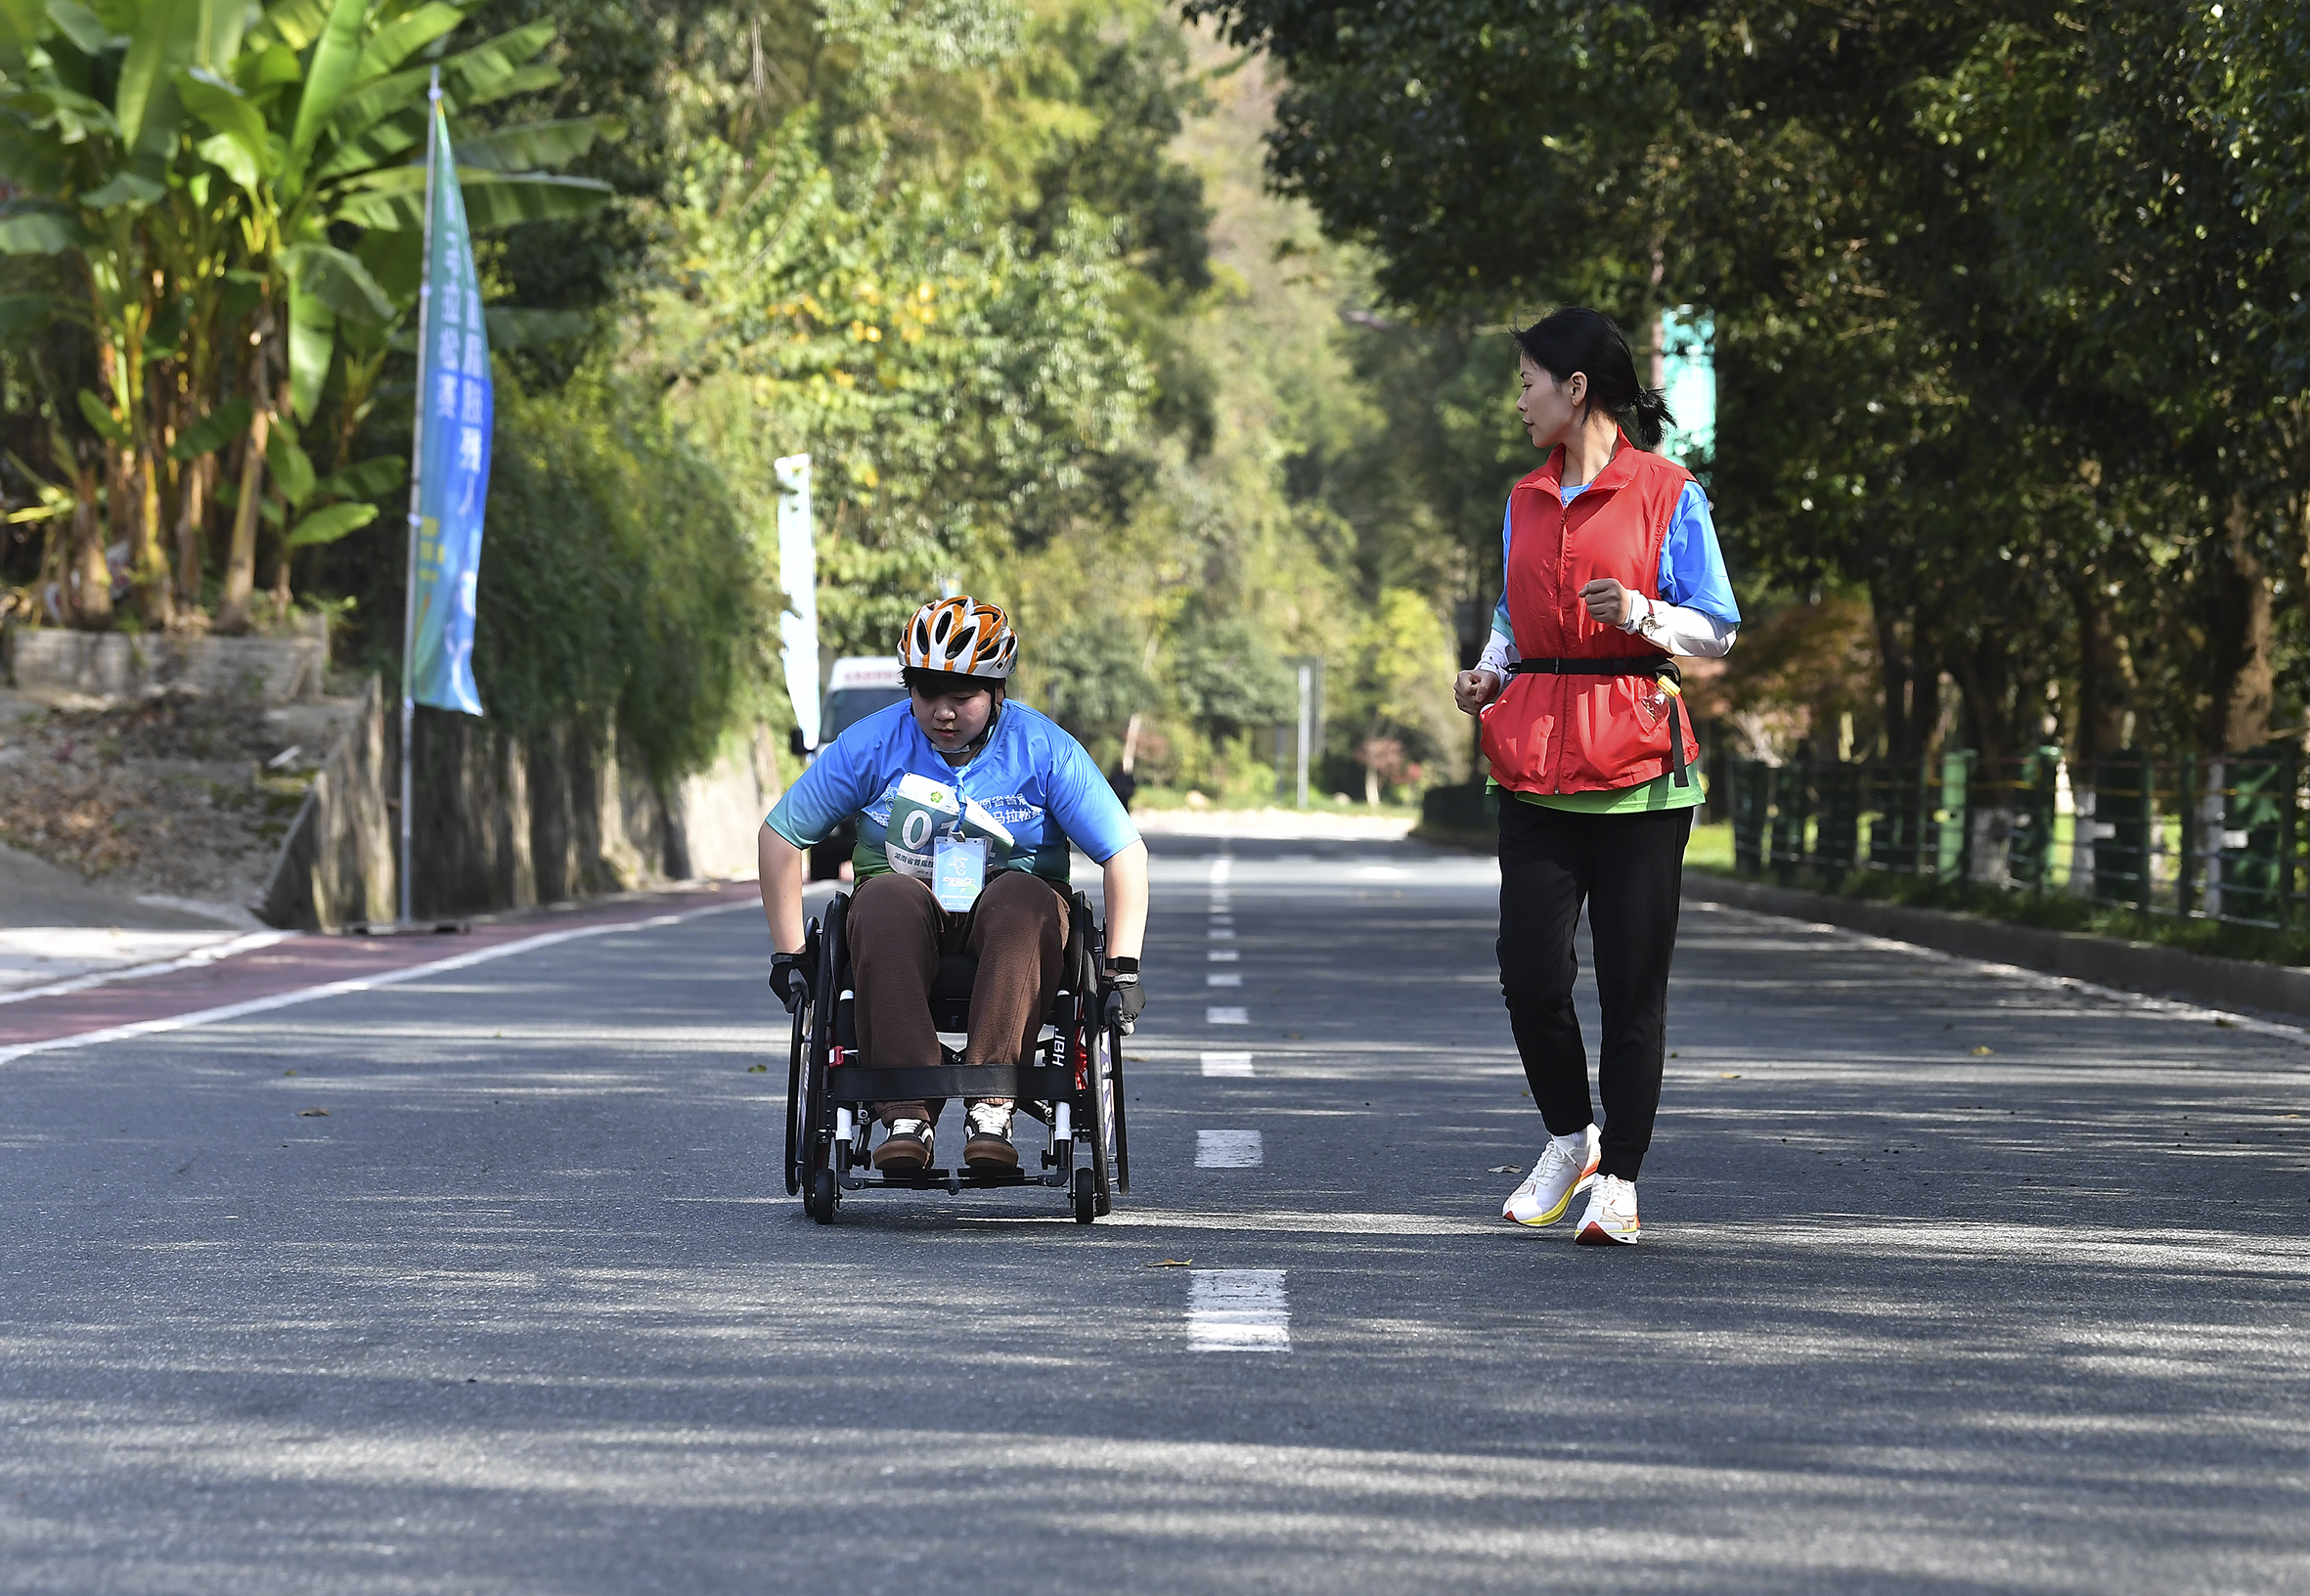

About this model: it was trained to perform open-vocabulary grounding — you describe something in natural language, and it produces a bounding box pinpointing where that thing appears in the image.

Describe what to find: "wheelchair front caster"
[813,1168,838,1224]
[1072,1167,1094,1225]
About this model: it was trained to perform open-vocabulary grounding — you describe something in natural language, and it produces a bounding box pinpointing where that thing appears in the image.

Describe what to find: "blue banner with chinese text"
[409,103,490,716]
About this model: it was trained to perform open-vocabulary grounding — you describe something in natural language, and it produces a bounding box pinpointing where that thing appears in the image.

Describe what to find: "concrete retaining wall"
[259,676,778,930]
[3,624,327,704]
[1685,871,2310,1023]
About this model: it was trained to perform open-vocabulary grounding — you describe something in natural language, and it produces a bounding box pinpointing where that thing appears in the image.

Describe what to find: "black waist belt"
[1503,656,1690,787]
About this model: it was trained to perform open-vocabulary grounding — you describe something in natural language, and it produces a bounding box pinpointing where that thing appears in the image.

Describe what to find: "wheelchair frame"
[784,886,1131,1224]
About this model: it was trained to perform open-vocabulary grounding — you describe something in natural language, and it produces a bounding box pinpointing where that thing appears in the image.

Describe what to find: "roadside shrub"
[477,377,770,783]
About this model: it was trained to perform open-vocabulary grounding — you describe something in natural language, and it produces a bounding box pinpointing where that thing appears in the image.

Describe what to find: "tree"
[0,0,615,631]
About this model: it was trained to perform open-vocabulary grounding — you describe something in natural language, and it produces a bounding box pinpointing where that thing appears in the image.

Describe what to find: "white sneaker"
[1575,1175,1641,1245]
[1503,1125,1601,1225]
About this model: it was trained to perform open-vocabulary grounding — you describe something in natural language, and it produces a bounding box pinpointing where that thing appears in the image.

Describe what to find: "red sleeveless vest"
[1479,437,1701,795]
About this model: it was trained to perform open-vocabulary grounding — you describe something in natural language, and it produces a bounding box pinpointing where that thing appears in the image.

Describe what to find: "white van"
[796,656,911,879]
[818,655,908,747]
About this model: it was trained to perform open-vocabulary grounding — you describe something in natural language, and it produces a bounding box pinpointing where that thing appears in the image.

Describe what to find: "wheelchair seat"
[929,953,976,1031]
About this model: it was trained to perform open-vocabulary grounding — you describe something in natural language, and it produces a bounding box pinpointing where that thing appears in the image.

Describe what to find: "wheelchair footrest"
[841,1166,1070,1192]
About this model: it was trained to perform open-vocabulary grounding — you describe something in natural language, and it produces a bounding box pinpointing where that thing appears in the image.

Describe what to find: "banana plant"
[0,0,251,626]
[1,0,619,631]
[173,0,616,628]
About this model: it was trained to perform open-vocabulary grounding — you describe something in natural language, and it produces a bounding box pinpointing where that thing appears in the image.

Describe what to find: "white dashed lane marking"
[1208,950,1239,961]
[1206,1006,1249,1025]
[1207,973,1242,988]
[1196,1130,1264,1168]
[1201,1051,1254,1077]
[1188,1270,1290,1352]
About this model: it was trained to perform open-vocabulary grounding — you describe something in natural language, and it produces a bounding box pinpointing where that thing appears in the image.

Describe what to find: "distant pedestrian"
[1107,763,1137,811]
[1453,308,1742,1245]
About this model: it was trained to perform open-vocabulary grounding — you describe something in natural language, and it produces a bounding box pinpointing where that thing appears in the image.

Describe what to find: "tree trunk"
[1950,632,2012,769]
[216,394,276,635]
[175,450,212,610]
[2064,574,2134,763]
[65,454,111,630]
[128,445,172,630]
[2203,495,2275,753]
[271,527,292,622]
[217,336,279,636]
[1872,592,1911,762]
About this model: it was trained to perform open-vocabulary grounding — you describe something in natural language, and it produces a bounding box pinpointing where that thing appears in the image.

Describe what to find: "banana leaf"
[168,397,253,461]
[284,499,377,548]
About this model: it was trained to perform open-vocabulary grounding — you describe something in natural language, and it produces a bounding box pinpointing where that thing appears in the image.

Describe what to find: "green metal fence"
[1723,746,2306,929]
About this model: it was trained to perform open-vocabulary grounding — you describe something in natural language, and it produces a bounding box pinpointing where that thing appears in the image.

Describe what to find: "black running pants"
[1496,798,1693,1180]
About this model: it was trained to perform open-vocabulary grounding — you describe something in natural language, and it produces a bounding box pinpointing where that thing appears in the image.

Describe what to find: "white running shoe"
[1575,1175,1641,1245]
[1503,1124,1601,1226]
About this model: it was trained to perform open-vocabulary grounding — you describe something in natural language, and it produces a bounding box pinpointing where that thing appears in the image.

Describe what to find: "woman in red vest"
[1454,308,1741,1246]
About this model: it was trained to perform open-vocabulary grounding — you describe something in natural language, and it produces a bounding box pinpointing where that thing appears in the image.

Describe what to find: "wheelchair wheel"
[798,897,848,1219]
[1088,1013,1117,1218]
[783,996,807,1196]
[1108,1012,1131,1195]
[1072,1167,1094,1225]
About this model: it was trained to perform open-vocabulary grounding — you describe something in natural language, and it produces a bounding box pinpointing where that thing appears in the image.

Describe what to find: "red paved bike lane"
[0,881,763,1061]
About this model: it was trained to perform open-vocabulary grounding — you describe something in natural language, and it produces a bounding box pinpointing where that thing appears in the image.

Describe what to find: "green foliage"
[0,0,614,635]
[475,377,765,782]
[1168,613,1296,732]
[1191,0,2310,771]
[1033,618,1152,735]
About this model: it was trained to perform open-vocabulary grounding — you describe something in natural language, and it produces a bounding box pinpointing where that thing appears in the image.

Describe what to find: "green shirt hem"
[1493,774,1706,815]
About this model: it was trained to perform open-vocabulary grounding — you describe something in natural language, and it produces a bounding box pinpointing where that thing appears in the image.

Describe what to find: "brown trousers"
[846,869,1070,1126]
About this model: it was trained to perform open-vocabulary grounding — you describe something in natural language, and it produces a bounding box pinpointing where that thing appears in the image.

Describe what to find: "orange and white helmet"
[900,596,1018,680]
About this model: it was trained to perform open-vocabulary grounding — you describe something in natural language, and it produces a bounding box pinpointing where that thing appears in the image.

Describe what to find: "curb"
[1683,873,2310,1024]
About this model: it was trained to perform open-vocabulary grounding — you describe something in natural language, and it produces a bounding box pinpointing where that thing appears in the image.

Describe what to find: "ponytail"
[1627,386,1674,452]
[1513,307,1675,451]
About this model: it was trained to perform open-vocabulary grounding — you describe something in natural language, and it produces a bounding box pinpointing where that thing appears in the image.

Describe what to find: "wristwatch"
[1631,595,1664,643]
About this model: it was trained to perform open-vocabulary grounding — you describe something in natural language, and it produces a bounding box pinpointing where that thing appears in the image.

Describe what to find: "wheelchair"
[783,885,1131,1224]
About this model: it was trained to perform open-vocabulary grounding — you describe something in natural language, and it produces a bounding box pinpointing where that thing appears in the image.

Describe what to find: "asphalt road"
[4,835,2307,1593]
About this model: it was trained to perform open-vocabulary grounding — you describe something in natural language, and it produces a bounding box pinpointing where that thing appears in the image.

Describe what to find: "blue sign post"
[1658,306,1716,471]
[397,70,493,922]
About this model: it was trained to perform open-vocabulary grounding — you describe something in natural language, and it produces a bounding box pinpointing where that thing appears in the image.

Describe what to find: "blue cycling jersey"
[766,698,1139,882]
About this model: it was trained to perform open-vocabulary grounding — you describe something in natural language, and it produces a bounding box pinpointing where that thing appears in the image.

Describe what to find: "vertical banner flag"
[410,102,491,716]
[1658,306,1716,471]
[776,453,821,749]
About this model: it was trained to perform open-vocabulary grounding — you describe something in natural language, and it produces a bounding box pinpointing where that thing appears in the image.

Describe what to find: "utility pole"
[1296,664,1312,810]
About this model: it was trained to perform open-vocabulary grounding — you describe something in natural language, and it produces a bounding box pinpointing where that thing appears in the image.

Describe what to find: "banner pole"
[398,67,443,927]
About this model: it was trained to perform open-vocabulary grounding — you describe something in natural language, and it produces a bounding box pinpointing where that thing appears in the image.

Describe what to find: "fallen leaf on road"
[2215,1017,2236,1028]
[282,1070,295,1077]
[1488,1165,1522,1175]
[1719,1072,1742,1080]
[1146,1259,1193,1268]
[298,1108,330,1117]
[1971,1045,1995,1056]
[746,1064,767,1073]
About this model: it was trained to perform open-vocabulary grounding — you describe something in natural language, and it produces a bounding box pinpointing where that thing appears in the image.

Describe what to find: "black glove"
[1104,956,1145,1028]
[769,950,812,1014]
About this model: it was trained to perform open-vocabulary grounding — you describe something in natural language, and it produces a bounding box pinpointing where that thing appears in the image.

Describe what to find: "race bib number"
[882,771,1018,883]
[934,837,987,911]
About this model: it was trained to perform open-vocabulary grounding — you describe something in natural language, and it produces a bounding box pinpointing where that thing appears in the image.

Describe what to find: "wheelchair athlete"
[758,597,1150,1175]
